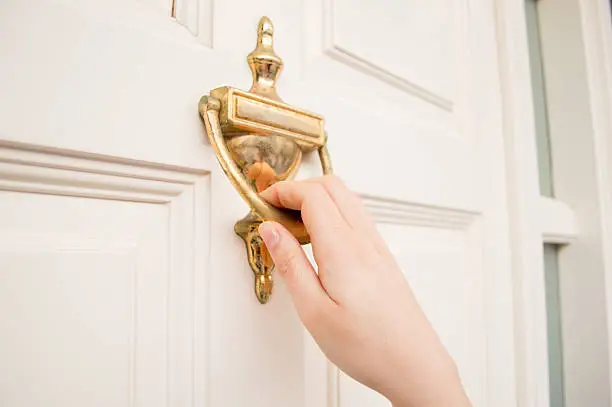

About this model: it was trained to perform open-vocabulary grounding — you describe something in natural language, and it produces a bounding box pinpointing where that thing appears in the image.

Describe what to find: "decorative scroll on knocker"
[198,16,332,304]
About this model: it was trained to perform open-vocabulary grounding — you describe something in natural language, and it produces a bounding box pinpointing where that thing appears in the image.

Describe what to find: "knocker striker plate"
[198,16,332,304]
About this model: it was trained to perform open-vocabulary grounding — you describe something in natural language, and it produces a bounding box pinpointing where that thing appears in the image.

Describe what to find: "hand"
[258,176,472,407]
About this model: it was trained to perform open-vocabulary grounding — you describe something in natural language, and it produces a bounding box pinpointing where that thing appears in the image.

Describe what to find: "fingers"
[303,176,378,232]
[258,221,335,312]
[305,176,371,221]
[306,176,389,253]
[261,175,388,253]
[259,178,330,211]
[259,179,351,254]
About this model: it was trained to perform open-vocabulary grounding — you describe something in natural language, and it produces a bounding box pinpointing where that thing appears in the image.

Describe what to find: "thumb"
[258,221,329,308]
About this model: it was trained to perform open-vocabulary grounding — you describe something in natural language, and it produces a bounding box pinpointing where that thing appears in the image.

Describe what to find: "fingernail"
[258,222,280,249]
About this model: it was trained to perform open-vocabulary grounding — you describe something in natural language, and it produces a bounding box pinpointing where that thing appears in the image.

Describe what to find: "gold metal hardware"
[198,16,332,304]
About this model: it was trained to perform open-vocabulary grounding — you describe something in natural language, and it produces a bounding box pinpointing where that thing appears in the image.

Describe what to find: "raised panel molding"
[43,1,214,48]
[323,46,453,111]
[173,0,213,46]
[321,0,455,111]
[362,194,478,229]
[0,141,206,203]
[0,141,210,407]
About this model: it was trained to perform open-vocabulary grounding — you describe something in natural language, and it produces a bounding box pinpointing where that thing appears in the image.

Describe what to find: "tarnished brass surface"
[198,16,332,304]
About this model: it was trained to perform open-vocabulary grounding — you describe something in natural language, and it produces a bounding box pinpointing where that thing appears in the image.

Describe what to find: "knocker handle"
[199,95,332,244]
[198,16,332,304]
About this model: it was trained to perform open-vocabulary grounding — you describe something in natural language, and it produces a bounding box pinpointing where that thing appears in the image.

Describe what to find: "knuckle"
[310,182,328,194]
[273,180,290,190]
[275,250,300,276]
[322,174,344,188]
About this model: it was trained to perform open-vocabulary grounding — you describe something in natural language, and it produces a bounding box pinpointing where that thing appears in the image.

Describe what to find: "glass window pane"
[543,244,565,407]
[526,0,555,197]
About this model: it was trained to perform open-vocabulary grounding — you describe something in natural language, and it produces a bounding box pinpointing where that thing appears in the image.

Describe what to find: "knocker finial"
[247,16,284,101]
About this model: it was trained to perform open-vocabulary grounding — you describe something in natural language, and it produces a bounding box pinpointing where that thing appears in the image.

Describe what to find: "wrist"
[384,359,471,407]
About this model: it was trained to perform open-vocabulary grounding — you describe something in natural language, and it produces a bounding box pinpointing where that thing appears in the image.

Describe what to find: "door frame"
[493,0,612,405]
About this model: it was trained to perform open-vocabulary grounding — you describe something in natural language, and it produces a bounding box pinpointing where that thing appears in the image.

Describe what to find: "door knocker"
[198,16,332,304]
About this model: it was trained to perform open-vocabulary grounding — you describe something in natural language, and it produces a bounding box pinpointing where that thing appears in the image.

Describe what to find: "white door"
[0,1,516,406]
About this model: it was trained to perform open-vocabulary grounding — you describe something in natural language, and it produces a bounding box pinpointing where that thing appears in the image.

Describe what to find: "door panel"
[0,1,514,406]
[299,0,477,209]
[1,244,137,407]
[326,0,455,103]
[0,145,209,407]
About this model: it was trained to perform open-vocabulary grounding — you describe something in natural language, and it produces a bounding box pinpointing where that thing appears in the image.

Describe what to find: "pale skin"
[257,175,472,407]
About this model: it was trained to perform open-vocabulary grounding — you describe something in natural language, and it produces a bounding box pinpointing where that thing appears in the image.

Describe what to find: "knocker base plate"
[234,212,274,304]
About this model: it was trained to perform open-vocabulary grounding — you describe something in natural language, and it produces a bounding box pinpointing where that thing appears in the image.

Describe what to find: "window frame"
[494,0,612,405]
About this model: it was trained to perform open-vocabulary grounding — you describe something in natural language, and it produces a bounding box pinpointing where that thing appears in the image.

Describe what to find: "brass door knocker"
[199,16,332,304]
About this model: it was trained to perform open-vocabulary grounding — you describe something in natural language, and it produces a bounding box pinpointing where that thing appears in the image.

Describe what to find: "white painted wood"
[538,197,579,244]
[577,0,612,403]
[360,195,477,229]
[0,1,517,406]
[0,143,209,407]
[301,0,518,403]
[536,0,612,405]
[468,1,521,404]
[327,0,455,108]
[495,0,612,406]
[491,1,550,406]
[173,0,213,44]
[0,238,137,406]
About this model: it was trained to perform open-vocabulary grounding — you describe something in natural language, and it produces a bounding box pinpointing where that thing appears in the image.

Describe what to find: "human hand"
[258,176,472,407]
